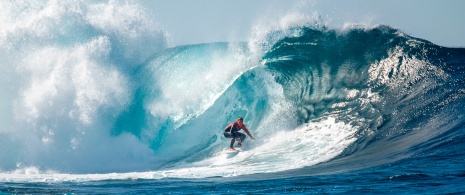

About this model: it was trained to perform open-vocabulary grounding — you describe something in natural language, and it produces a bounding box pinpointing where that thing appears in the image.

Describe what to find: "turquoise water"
[1,1,465,194]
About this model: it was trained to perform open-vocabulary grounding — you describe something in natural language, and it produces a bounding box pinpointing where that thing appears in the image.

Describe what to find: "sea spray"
[0,0,169,173]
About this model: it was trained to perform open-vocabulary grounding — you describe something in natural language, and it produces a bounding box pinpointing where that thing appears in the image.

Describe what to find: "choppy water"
[1,0,465,194]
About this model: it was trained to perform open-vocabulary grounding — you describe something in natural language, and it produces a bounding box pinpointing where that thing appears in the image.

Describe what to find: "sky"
[140,0,465,48]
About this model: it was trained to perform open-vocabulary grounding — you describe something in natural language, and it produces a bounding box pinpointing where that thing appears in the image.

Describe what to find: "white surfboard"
[225,149,240,154]
[223,149,241,158]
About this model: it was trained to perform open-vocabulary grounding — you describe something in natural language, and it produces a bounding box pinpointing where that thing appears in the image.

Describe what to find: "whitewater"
[1,0,465,194]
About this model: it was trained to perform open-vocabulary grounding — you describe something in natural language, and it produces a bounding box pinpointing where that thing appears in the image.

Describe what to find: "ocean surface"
[1,1,465,194]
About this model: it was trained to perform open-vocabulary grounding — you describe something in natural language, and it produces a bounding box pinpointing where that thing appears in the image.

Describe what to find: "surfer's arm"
[224,124,231,131]
[224,123,235,132]
[242,126,255,139]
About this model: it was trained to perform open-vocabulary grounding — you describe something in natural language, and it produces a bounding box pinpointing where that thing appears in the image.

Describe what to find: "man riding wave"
[223,117,255,151]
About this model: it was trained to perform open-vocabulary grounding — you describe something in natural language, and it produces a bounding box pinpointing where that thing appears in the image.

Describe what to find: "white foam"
[0,0,168,173]
[248,12,322,55]
[168,117,357,177]
[0,117,357,182]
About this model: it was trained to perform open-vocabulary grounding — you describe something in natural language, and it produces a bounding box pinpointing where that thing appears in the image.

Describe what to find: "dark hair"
[238,116,243,121]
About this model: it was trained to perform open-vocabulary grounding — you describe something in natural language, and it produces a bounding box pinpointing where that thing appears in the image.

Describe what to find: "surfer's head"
[238,116,243,124]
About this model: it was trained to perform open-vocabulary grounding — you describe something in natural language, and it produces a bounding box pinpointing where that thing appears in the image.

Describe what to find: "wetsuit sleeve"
[224,123,232,131]
[241,125,254,139]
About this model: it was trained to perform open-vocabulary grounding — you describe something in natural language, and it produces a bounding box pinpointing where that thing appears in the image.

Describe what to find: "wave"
[254,25,465,176]
[0,0,169,173]
[1,0,465,182]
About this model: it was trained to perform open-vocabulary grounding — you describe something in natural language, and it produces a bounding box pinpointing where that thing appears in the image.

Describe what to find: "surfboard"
[225,149,240,154]
[223,149,240,158]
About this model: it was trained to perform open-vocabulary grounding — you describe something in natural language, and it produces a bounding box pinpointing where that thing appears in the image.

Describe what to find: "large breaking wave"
[1,0,465,182]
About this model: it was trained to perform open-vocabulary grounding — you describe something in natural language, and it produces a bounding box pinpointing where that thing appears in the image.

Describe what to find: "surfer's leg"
[237,133,246,147]
[238,133,246,142]
[230,138,235,148]
[224,132,232,138]
[225,132,236,150]
[231,132,238,148]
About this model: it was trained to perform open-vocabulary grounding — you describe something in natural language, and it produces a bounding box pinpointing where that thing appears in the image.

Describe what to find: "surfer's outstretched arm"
[242,127,255,140]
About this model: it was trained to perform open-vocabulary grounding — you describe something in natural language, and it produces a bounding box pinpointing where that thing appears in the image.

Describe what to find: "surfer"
[224,117,255,151]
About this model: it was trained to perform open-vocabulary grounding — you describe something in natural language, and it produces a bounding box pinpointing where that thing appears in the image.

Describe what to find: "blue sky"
[140,0,465,47]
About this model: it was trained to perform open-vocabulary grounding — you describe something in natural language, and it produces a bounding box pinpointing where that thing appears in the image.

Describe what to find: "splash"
[0,0,169,173]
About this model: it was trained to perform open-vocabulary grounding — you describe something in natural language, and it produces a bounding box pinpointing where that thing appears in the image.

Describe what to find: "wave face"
[1,1,465,182]
[256,26,465,174]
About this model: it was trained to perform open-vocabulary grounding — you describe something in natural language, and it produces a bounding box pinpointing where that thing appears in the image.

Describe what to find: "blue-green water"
[1,1,465,194]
